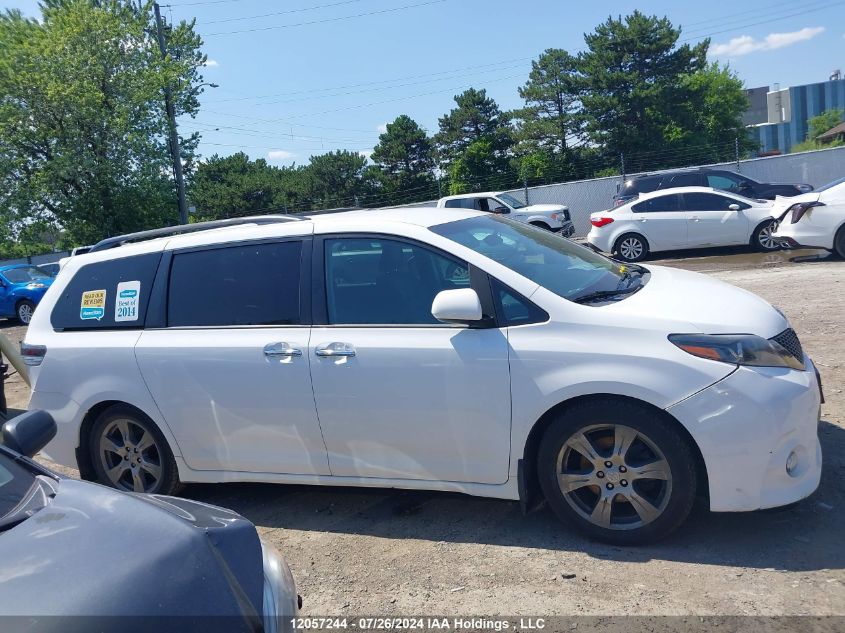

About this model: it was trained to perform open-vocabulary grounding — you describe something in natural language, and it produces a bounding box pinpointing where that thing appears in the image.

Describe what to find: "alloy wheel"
[17,302,33,324]
[99,419,163,493]
[556,424,672,530]
[619,237,643,261]
[758,221,779,250]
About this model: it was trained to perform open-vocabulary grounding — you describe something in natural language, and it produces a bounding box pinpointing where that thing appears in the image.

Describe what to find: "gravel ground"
[2,248,843,618]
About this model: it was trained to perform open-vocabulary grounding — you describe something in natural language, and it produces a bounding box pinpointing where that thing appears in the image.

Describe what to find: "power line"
[209,57,532,104]
[203,0,447,37]
[198,0,368,24]
[229,63,530,108]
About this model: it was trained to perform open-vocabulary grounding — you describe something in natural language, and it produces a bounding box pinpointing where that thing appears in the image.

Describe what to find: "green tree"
[435,88,515,192]
[189,152,288,220]
[809,109,844,142]
[370,115,436,205]
[0,0,206,245]
[513,49,582,156]
[677,62,755,162]
[578,11,710,165]
[305,150,376,209]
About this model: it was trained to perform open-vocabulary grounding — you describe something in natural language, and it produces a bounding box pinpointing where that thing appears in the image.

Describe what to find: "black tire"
[89,404,181,495]
[537,399,697,545]
[613,233,649,262]
[529,221,552,231]
[834,226,845,259]
[16,299,36,325]
[751,219,781,252]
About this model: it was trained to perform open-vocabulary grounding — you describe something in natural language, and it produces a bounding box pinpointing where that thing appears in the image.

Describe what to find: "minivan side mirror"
[1,410,57,457]
[431,288,483,324]
[728,204,741,211]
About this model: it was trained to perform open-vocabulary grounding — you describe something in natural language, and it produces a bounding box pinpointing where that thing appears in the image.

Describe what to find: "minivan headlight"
[669,334,804,370]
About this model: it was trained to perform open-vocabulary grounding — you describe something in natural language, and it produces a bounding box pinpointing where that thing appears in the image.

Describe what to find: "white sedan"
[773,177,845,258]
[588,186,779,262]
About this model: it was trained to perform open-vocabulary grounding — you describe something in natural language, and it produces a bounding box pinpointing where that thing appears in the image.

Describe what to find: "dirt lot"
[2,247,844,618]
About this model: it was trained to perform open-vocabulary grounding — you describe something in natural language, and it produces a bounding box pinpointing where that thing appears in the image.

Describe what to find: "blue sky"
[4,0,845,166]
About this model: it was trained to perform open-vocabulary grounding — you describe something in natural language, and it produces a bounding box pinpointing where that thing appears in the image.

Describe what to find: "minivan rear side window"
[167,241,302,327]
[50,253,161,331]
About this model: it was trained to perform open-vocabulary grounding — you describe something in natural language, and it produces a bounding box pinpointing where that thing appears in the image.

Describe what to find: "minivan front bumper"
[667,357,822,512]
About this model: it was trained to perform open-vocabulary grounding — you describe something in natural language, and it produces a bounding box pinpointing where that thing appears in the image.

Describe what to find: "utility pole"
[620,153,626,180]
[523,176,530,206]
[153,3,188,225]
[735,136,741,172]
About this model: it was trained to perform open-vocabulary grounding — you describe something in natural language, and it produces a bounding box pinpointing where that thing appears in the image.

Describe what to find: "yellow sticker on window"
[80,289,106,321]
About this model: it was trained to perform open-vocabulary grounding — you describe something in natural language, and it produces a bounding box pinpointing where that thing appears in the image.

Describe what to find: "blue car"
[0,264,54,324]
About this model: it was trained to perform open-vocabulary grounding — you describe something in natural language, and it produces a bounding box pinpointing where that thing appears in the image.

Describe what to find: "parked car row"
[588,173,844,262]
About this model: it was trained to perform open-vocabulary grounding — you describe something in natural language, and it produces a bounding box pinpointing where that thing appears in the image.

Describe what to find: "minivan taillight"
[591,217,614,228]
[20,343,47,366]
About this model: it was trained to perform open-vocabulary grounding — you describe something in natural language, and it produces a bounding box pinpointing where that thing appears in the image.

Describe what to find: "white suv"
[23,209,821,543]
[437,191,574,236]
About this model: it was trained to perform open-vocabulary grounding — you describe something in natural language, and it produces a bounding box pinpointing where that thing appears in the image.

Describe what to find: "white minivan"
[23,209,821,543]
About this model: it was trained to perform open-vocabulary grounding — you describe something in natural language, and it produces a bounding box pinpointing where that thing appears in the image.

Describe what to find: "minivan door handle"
[315,342,356,357]
[263,342,303,357]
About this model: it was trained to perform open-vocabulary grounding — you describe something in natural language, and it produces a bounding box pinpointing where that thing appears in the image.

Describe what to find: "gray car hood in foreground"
[0,478,264,633]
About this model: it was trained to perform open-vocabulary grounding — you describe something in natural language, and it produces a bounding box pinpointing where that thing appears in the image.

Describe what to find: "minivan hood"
[603,265,788,337]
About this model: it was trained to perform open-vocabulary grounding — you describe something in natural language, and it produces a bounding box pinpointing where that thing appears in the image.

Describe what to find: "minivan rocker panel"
[24,208,822,543]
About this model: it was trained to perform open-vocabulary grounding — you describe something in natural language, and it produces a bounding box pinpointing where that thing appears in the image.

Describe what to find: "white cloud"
[376,123,388,134]
[204,59,219,68]
[267,150,295,161]
[710,27,825,57]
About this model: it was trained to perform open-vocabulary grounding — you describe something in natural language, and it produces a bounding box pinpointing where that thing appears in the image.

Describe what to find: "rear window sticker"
[115,280,141,322]
[80,289,106,321]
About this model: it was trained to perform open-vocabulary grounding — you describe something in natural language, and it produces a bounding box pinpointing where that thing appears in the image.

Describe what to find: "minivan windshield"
[496,192,527,209]
[431,215,645,304]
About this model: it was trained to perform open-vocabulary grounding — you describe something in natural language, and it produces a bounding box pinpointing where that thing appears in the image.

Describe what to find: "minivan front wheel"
[613,234,648,262]
[537,399,697,544]
[89,405,181,495]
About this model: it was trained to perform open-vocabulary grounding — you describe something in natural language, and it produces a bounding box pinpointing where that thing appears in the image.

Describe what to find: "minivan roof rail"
[88,215,303,253]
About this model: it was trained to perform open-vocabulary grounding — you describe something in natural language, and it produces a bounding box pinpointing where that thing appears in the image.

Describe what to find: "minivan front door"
[135,239,330,475]
[308,236,512,484]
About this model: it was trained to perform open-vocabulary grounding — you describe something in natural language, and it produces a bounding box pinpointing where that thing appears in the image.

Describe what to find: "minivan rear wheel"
[89,405,181,495]
[537,399,697,544]
[613,234,648,262]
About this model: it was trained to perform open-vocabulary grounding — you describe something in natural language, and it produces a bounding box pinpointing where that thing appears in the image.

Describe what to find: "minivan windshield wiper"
[572,285,643,305]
